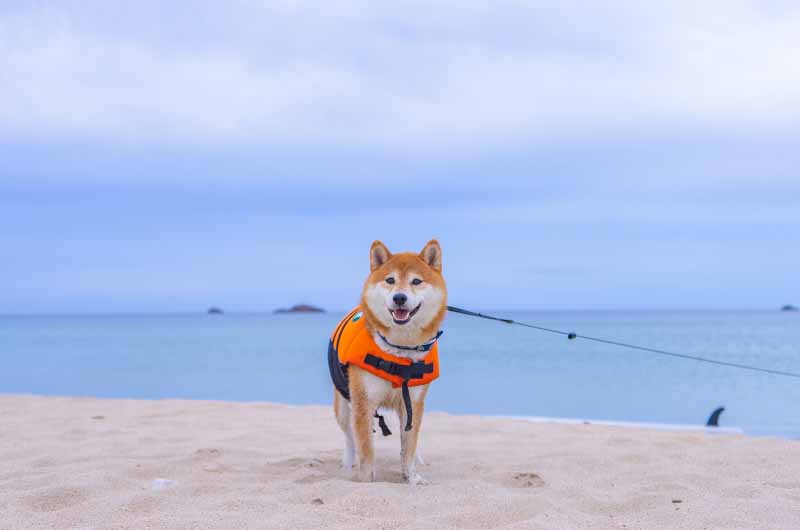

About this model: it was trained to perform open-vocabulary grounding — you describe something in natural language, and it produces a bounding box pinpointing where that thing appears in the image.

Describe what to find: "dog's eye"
[411,278,423,286]
[385,277,395,285]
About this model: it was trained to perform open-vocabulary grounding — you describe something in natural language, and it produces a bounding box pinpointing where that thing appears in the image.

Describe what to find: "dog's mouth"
[390,303,421,325]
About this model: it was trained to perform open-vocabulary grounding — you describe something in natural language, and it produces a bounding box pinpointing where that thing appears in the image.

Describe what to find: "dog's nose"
[393,293,408,306]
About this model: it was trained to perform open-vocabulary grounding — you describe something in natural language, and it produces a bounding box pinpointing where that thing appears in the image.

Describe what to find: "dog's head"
[361,239,447,345]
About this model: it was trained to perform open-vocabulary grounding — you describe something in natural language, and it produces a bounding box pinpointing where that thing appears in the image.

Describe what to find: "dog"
[328,239,447,484]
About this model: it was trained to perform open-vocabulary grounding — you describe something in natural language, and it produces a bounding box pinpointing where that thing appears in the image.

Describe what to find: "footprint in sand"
[24,487,88,512]
[512,472,545,488]
[194,448,221,458]
[266,457,341,484]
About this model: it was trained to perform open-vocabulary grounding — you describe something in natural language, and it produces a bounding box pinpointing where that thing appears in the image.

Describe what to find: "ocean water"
[1,310,798,438]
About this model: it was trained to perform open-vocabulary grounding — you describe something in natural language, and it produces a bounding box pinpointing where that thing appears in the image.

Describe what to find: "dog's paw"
[405,473,429,486]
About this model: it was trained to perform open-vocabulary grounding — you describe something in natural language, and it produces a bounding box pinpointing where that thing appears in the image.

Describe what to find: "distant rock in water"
[781,304,798,312]
[207,307,224,315]
[274,304,325,314]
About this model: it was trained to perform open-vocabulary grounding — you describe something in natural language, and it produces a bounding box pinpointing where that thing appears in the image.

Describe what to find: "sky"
[1,1,799,313]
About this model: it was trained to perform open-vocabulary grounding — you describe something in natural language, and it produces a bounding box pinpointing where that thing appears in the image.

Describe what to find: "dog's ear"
[370,240,392,271]
[419,239,442,272]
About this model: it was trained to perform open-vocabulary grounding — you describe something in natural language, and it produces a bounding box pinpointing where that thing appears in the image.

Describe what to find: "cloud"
[2,1,800,151]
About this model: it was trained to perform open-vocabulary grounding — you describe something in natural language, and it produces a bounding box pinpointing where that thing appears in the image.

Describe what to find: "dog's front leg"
[400,385,428,485]
[349,369,377,482]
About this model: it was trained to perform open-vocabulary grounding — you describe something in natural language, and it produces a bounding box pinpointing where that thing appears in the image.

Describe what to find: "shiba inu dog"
[328,239,447,484]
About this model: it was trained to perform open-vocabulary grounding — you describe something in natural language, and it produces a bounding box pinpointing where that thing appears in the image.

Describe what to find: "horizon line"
[0,307,794,318]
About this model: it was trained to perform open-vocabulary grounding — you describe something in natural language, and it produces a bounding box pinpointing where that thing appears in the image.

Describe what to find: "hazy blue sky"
[2,1,799,313]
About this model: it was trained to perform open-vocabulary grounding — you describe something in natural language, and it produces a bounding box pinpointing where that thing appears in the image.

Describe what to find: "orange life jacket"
[327,307,442,433]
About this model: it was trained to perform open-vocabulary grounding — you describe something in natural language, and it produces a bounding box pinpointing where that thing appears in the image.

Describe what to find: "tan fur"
[334,239,447,484]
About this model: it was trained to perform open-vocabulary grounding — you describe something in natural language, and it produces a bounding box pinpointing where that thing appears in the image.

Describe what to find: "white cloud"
[1,1,800,149]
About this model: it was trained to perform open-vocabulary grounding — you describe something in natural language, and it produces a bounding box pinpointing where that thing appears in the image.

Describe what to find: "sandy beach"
[2,395,799,530]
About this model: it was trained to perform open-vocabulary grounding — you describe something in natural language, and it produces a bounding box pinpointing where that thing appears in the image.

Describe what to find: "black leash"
[447,305,800,380]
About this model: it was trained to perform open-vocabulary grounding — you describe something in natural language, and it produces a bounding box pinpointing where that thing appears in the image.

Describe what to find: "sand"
[1,395,799,530]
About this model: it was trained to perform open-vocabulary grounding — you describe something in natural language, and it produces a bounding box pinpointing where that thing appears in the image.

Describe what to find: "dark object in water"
[781,304,798,312]
[274,304,325,314]
[706,406,725,427]
[207,307,224,315]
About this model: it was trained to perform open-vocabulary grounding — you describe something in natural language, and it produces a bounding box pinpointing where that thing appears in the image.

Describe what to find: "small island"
[207,307,224,315]
[274,304,325,314]
[781,305,798,312]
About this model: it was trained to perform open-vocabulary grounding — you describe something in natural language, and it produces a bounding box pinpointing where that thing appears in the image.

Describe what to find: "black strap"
[374,413,392,436]
[362,354,434,380]
[401,380,413,431]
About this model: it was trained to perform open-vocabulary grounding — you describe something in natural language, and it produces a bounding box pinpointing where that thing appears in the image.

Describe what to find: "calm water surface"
[1,310,798,438]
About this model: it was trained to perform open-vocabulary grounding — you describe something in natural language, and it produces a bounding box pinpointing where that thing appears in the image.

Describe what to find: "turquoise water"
[1,310,798,438]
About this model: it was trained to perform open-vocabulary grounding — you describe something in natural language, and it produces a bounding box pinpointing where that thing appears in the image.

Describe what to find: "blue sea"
[1,310,798,438]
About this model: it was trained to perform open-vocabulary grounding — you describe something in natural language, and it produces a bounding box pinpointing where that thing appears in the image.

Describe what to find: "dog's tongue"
[393,308,410,320]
